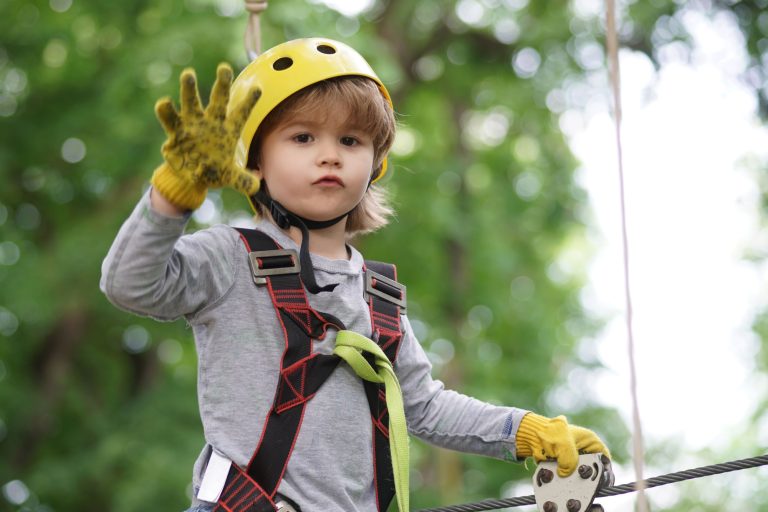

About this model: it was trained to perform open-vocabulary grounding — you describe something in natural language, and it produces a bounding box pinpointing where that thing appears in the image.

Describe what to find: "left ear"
[249,166,263,181]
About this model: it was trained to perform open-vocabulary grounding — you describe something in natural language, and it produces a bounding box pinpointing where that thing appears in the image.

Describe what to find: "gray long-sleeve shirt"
[100,190,528,511]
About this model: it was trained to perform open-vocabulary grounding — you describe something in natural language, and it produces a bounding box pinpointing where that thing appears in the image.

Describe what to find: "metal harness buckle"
[248,249,300,285]
[365,269,407,311]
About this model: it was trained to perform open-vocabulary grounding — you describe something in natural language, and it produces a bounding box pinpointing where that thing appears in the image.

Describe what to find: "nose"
[316,139,341,168]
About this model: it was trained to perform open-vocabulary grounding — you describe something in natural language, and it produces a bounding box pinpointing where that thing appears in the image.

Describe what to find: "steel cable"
[416,454,768,512]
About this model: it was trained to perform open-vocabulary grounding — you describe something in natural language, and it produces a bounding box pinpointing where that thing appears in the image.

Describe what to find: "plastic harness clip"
[248,249,300,285]
[365,269,407,311]
[533,453,614,512]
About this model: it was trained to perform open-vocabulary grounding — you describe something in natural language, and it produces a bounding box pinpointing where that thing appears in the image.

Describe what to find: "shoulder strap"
[363,260,407,511]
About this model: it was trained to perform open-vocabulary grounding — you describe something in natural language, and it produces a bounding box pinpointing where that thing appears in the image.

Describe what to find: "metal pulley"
[533,453,614,512]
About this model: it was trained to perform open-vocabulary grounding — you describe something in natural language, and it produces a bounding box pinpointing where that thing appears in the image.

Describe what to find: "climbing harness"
[212,227,407,512]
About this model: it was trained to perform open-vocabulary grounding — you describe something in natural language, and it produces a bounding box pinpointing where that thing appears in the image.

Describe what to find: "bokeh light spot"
[413,55,444,81]
[146,61,172,85]
[494,18,521,44]
[0,242,19,265]
[0,94,17,117]
[0,307,19,336]
[15,204,41,231]
[49,0,72,13]
[43,39,68,68]
[2,480,29,505]
[514,170,541,200]
[391,128,417,157]
[4,68,28,94]
[100,26,123,50]
[61,137,86,163]
[335,16,360,38]
[123,325,150,354]
[455,0,485,26]
[22,167,46,191]
[512,47,541,78]
[158,339,183,364]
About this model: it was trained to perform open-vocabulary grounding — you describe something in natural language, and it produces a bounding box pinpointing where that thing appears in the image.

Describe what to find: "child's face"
[256,107,375,223]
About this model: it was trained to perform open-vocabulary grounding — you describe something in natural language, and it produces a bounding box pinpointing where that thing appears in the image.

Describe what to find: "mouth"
[313,175,344,187]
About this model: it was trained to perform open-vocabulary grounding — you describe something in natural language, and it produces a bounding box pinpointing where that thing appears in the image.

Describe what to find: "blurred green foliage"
[1,0,767,511]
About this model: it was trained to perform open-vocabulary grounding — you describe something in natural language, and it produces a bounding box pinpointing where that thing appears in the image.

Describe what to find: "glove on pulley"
[516,413,611,477]
[151,63,262,210]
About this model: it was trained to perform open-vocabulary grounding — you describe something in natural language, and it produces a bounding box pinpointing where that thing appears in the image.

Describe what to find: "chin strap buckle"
[533,453,614,512]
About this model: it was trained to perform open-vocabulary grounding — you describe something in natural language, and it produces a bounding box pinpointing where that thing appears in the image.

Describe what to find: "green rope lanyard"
[334,330,410,512]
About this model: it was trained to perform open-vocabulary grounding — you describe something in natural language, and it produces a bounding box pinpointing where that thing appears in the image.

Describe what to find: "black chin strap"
[253,186,350,294]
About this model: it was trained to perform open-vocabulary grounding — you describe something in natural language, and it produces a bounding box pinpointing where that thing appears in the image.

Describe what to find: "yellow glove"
[151,63,262,210]
[516,413,611,477]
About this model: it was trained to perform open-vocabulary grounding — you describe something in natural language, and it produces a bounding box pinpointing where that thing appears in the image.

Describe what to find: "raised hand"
[151,63,262,210]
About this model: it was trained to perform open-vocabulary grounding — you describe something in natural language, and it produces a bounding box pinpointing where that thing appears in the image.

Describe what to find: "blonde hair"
[247,76,396,237]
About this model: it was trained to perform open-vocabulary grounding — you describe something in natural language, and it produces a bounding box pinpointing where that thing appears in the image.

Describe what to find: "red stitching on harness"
[238,232,254,252]
[276,364,307,413]
[220,470,268,512]
[372,311,400,329]
[378,330,401,353]
[273,289,305,299]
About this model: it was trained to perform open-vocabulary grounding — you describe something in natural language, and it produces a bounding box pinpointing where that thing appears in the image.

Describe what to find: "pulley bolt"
[539,468,554,484]
[566,499,582,512]
[578,464,594,479]
[543,501,558,512]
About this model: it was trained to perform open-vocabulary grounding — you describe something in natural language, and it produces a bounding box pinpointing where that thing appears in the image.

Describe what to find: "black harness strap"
[362,260,405,511]
[215,228,405,512]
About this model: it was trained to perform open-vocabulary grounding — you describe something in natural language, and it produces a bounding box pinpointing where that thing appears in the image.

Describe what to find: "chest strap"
[213,228,405,512]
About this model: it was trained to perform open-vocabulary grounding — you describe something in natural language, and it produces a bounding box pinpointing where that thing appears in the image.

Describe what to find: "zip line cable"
[604,0,649,510]
[416,454,768,512]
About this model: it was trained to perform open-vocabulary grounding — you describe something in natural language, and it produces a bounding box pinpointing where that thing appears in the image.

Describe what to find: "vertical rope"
[604,1,649,510]
[244,0,268,60]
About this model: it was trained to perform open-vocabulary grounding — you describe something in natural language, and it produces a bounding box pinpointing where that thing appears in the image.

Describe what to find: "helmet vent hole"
[316,44,336,55]
[273,57,293,71]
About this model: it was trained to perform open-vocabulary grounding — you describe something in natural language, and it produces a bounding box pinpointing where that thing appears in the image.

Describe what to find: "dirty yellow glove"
[516,413,611,477]
[151,63,262,210]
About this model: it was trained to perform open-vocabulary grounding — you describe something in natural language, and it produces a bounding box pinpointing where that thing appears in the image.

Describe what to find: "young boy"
[101,38,610,512]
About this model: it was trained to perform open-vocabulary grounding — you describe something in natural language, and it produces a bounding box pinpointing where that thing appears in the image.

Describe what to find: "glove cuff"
[516,412,552,458]
[151,162,207,211]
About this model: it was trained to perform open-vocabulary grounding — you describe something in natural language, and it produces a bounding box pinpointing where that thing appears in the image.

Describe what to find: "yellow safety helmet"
[229,37,393,184]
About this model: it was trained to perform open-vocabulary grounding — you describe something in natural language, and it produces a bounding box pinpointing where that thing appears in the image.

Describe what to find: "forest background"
[2,0,768,510]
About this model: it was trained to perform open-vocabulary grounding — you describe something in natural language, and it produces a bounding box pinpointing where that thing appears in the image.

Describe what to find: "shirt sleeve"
[100,188,240,321]
[395,314,529,462]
